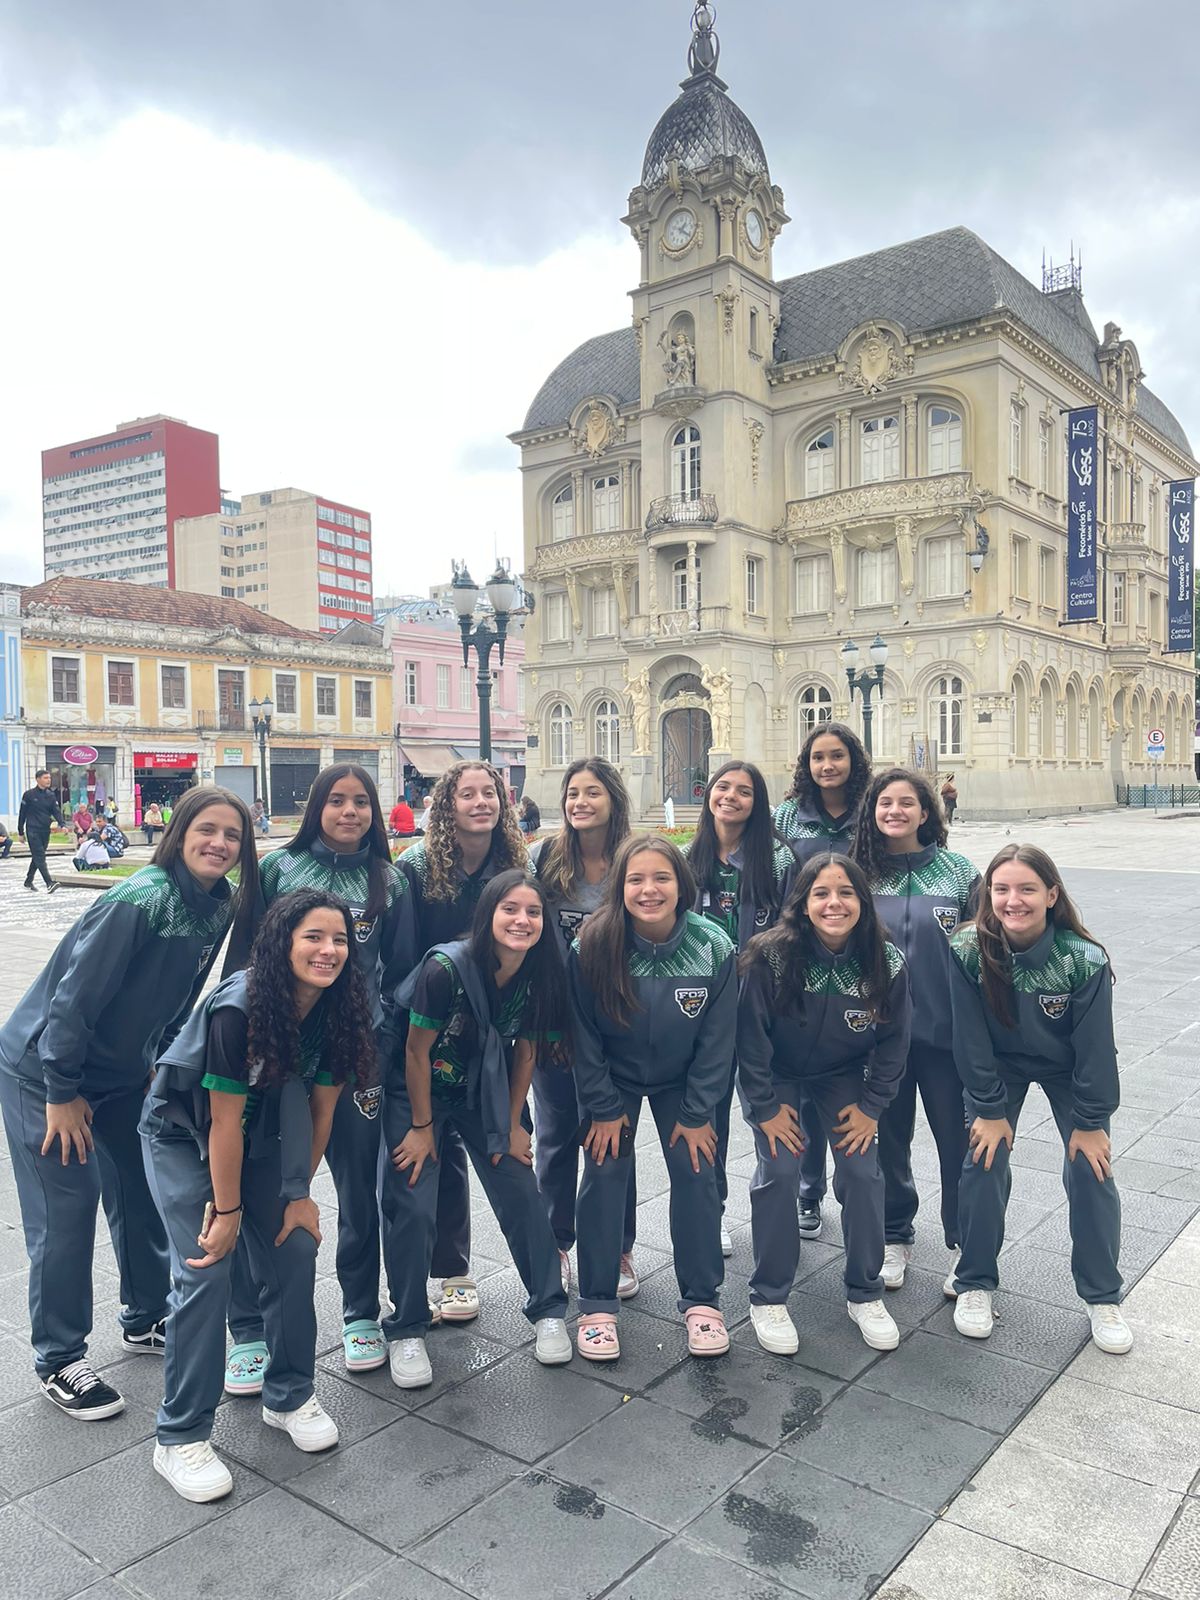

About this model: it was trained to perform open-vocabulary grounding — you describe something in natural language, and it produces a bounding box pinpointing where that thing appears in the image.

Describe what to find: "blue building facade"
[0,586,25,823]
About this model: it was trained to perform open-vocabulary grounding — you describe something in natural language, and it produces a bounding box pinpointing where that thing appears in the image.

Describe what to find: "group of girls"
[0,731,1132,1507]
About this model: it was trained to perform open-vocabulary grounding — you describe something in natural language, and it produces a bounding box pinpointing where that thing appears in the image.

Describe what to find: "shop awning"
[397,743,460,776]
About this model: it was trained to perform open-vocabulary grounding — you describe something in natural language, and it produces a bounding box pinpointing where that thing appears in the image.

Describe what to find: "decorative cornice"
[782,472,983,536]
[530,532,641,579]
[20,614,390,671]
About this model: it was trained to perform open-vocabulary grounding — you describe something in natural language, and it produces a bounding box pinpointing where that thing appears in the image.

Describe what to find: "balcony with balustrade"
[644,493,719,550]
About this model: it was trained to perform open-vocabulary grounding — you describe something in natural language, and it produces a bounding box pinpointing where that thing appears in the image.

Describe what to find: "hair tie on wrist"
[411,1119,433,1130]
[215,1203,243,1215]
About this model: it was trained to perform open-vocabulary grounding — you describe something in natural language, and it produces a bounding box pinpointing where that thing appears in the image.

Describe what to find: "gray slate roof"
[641,74,769,191]
[520,226,1192,456]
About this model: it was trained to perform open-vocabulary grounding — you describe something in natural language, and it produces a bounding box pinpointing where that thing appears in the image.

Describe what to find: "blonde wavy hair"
[421,760,527,901]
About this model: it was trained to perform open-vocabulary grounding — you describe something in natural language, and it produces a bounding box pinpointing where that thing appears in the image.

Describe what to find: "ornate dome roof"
[641,73,769,191]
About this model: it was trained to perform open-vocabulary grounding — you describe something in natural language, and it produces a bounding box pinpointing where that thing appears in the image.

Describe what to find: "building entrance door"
[661,708,712,805]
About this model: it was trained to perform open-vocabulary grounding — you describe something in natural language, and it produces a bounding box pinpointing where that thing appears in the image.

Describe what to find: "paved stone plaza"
[0,811,1196,1599]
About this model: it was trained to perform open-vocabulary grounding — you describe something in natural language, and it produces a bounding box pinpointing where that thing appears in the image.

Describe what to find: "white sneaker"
[720,1224,733,1258]
[534,1317,573,1365]
[943,1248,962,1299]
[847,1298,900,1350]
[616,1252,640,1300]
[261,1396,339,1452]
[1088,1303,1133,1355]
[153,1440,234,1503]
[954,1289,994,1339]
[750,1303,799,1356]
[881,1244,911,1290]
[389,1336,433,1389]
[559,1250,572,1295]
[425,1282,443,1325]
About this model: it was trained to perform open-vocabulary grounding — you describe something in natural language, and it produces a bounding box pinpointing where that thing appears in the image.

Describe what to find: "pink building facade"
[381,601,527,801]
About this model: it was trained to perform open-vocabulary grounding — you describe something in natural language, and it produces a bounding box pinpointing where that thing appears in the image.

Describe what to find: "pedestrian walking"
[0,788,258,1419]
[571,836,736,1363]
[850,768,979,1289]
[738,852,911,1356]
[382,870,573,1388]
[18,769,65,893]
[940,773,958,826]
[142,889,376,1501]
[947,844,1132,1354]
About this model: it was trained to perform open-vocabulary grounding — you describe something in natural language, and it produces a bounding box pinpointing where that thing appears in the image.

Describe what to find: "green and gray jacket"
[772,796,857,866]
[399,838,522,951]
[684,837,795,950]
[869,844,979,1051]
[948,923,1117,1130]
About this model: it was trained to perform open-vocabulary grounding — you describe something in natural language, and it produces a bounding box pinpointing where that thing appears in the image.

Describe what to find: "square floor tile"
[419,1350,621,1463]
[318,1324,511,1410]
[210,1369,398,1484]
[923,1293,1090,1371]
[1014,1374,1200,1492]
[1141,1496,1200,1600]
[333,1557,481,1600]
[0,1502,105,1600]
[615,1536,797,1599]
[649,1335,841,1450]
[571,1307,690,1395]
[796,1259,950,1329]
[0,1357,161,1496]
[858,1329,1050,1433]
[876,1519,1134,1599]
[733,1296,890,1383]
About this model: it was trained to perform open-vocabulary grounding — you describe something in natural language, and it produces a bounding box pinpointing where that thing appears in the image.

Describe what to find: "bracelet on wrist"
[411,1118,433,1130]
[214,1203,243,1215]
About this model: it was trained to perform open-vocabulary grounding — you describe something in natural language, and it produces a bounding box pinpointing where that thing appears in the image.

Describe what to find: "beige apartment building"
[175,487,375,635]
[511,11,1197,819]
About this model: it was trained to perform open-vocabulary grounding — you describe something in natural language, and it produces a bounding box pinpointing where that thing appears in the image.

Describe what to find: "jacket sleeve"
[948,944,1008,1119]
[50,797,65,827]
[37,902,152,1103]
[859,965,913,1118]
[17,794,27,833]
[158,938,227,1057]
[735,956,781,1124]
[677,949,737,1128]
[221,876,267,978]
[1069,965,1119,1130]
[566,949,623,1122]
[378,870,420,1027]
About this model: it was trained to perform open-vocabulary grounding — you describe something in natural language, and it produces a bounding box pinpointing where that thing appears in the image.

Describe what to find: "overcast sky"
[1,0,1197,601]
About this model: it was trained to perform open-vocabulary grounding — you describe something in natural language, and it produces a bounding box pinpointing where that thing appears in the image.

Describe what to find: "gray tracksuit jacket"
[869,844,980,1051]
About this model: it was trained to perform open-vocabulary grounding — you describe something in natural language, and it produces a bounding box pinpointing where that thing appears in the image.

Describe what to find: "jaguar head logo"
[353,1086,383,1120]
[675,987,708,1019]
[844,1008,873,1033]
[755,907,770,928]
[932,906,959,935]
[1039,993,1069,1020]
[353,915,376,945]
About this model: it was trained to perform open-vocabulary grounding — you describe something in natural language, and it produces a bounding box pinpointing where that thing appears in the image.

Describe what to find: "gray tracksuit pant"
[143,1119,318,1444]
[955,1068,1122,1304]
[532,1057,636,1256]
[577,1081,724,1317]
[0,1072,168,1376]
[879,1044,967,1249]
[749,1073,885,1305]
[380,1092,566,1340]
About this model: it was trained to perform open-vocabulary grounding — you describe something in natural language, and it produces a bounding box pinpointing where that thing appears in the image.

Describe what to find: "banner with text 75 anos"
[1166,480,1194,654]
[1066,407,1099,623]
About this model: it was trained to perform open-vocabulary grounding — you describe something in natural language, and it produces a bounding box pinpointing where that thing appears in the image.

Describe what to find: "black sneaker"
[797,1200,823,1237]
[23,882,37,891]
[122,1319,166,1355]
[46,882,59,895]
[40,1360,125,1420]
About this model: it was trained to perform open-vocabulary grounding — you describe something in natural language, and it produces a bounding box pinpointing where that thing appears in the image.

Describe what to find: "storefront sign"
[134,750,199,770]
[62,745,100,766]
[222,748,245,763]
[1066,406,1098,622]
[1167,480,1195,654]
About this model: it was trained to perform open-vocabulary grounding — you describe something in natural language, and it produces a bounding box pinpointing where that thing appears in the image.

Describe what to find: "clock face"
[745,209,765,250]
[664,208,697,250]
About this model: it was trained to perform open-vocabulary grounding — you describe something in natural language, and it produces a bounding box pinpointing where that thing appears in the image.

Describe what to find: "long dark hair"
[287,763,393,920]
[152,785,260,952]
[688,761,782,919]
[851,766,947,882]
[422,761,527,902]
[972,844,1111,1028]
[467,868,570,1053]
[578,834,697,1027]
[537,758,631,900]
[785,720,871,817]
[244,889,376,1089]
[742,851,893,1022]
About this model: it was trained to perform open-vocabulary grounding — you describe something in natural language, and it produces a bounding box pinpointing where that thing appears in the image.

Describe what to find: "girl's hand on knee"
[187,1209,241,1269]
[275,1196,322,1248]
[584,1116,628,1166]
[41,1097,94,1166]
[668,1121,717,1174]
[758,1105,804,1159]
[833,1104,877,1157]
[494,1123,533,1168]
[968,1116,1015,1172]
[1068,1127,1112,1182]
[393,1126,437,1187]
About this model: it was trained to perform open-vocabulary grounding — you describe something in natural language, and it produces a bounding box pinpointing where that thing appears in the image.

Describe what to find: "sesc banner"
[1066,406,1099,622]
[1166,480,1194,653]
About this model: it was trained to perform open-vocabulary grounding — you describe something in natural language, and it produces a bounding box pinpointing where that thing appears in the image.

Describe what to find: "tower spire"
[687,2,720,76]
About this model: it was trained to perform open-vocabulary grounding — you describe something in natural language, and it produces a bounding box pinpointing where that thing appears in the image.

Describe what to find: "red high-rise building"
[41,415,220,588]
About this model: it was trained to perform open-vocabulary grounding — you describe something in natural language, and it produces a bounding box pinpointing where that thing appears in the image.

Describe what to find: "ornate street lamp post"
[450,563,518,764]
[841,635,888,759]
[249,695,273,813]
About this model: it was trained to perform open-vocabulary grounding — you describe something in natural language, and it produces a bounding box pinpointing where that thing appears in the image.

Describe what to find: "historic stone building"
[510,7,1196,818]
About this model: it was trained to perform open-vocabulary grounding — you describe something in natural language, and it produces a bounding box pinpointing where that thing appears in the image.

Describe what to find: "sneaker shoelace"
[760,1304,792,1326]
[176,1440,219,1470]
[290,1397,325,1423]
[56,1359,104,1394]
[398,1339,424,1360]
[539,1318,565,1338]
[959,1290,989,1313]
[859,1300,888,1319]
[1093,1304,1124,1326]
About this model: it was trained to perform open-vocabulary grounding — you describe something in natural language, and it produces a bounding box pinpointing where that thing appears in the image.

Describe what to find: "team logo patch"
[755,906,771,928]
[558,908,587,946]
[932,906,959,936]
[195,943,215,976]
[844,1008,873,1033]
[1039,993,1070,1021]
[717,890,737,915]
[675,987,708,1019]
[352,915,376,945]
[353,1086,383,1120]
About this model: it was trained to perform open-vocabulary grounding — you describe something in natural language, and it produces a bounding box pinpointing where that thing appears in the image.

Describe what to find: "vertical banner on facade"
[1066,406,1099,622]
[1166,480,1195,653]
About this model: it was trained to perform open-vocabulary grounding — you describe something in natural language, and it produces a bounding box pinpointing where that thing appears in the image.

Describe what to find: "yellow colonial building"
[20,577,393,819]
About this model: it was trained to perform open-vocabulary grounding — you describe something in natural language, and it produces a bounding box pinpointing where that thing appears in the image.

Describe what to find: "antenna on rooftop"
[1042,243,1083,295]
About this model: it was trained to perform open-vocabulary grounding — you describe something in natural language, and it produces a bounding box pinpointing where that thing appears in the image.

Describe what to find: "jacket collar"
[1008,922,1056,969]
[308,837,372,873]
[630,910,689,961]
[172,858,233,913]
[880,841,939,874]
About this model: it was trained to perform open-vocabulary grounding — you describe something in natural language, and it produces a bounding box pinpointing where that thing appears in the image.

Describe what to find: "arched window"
[806,428,835,496]
[592,474,620,533]
[1040,679,1056,759]
[594,699,620,762]
[551,483,574,542]
[933,674,965,758]
[671,425,702,500]
[927,406,963,474]
[861,414,900,483]
[1065,681,1081,761]
[672,556,701,610]
[1011,675,1029,758]
[548,702,573,766]
[797,684,832,744]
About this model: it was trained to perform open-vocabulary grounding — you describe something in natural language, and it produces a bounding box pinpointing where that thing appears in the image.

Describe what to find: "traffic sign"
[1149,728,1165,744]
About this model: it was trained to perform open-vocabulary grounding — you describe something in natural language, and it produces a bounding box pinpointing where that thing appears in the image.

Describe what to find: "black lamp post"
[249,695,273,812]
[841,635,888,759]
[450,562,518,764]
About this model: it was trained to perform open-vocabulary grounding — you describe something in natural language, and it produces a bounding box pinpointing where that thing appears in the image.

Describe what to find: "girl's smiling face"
[875,781,927,852]
[565,775,612,835]
[805,862,861,951]
[809,735,851,794]
[989,859,1058,948]
[492,885,543,956]
[453,768,501,837]
[709,768,755,828]
[181,804,244,886]
[320,780,373,852]
[623,849,679,937]
[289,908,349,990]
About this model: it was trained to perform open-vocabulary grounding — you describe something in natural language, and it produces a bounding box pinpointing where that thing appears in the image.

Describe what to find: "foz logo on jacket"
[755,906,771,927]
[354,1086,383,1120]
[1038,993,1069,1020]
[932,906,959,935]
[195,944,215,975]
[557,908,586,946]
[675,987,708,1019]
[843,1008,873,1033]
[352,914,376,945]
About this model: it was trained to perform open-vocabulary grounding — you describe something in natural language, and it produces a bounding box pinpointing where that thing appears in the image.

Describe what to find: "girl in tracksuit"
[529,757,637,1295]
[221,763,417,1387]
[948,844,1131,1354]
[0,787,259,1420]
[398,760,529,1324]
[738,852,911,1356]
[571,836,737,1362]
[773,721,873,1235]
[142,889,378,1503]
[381,870,572,1387]
[850,768,979,1289]
[685,760,795,1252]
